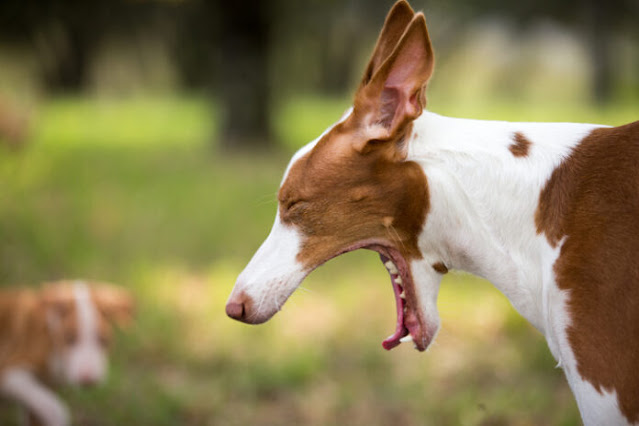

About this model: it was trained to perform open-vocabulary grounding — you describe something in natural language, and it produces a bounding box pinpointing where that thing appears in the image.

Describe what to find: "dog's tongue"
[382,326,409,350]
[383,306,425,350]
[381,254,410,350]
[380,253,427,351]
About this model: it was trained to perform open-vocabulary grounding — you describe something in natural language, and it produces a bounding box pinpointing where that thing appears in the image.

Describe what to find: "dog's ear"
[92,284,135,328]
[359,1,415,88]
[354,13,434,153]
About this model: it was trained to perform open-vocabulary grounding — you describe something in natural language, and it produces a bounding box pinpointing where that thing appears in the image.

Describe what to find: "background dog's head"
[40,281,134,386]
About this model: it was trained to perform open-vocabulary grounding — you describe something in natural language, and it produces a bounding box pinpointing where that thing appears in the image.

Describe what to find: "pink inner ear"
[379,85,420,131]
[379,88,400,128]
[385,42,425,88]
[377,29,429,131]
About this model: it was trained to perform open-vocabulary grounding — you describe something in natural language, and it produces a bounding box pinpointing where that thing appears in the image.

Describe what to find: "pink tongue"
[380,254,409,350]
[382,325,409,350]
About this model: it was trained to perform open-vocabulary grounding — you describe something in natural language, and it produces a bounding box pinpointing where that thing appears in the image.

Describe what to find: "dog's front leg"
[0,367,70,426]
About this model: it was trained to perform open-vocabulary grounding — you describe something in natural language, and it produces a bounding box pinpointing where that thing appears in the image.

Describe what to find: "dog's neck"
[406,111,600,333]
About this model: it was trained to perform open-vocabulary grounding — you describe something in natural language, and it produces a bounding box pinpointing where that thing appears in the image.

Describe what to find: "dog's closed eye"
[283,199,308,213]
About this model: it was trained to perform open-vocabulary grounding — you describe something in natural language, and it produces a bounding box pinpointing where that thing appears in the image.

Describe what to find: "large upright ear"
[355,13,434,146]
[360,1,415,87]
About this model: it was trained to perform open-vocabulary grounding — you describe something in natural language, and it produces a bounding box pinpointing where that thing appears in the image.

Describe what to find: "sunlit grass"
[2,94,635,425]
[35,96,215,149]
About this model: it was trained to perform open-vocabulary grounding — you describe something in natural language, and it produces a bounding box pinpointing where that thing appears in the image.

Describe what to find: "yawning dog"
[227,1,639,424]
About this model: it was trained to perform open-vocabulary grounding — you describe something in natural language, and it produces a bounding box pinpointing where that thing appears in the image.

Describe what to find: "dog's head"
[42,281,134,386]
[227,1,439,350]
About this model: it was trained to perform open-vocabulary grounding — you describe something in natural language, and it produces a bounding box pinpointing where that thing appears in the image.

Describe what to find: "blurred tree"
[0,0,95,92]
[450,0,638,103]
[0,0,159,93]
[0,0,635,138]
[217,1,272,150]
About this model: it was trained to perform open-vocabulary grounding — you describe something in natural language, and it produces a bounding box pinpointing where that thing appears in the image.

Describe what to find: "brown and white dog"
[0,281,133,426]
[226,1,639,424]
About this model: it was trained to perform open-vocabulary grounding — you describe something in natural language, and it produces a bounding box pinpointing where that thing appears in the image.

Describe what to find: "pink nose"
[226,291,263,323]
[225,300,245,321]
[78,372,98,387]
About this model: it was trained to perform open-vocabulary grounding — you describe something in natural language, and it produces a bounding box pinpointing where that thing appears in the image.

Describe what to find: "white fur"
[408,111,631,425]
[408,112,600,331]
[231,213,307,321]
[229,108,354,320]
[409,258,443,346]
[65,281,107,385]
[0,368,70,426]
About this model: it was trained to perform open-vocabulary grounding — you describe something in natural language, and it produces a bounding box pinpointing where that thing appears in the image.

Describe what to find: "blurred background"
[0,0,636,424]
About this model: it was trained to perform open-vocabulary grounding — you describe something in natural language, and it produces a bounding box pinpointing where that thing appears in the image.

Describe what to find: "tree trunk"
[587,0,613,105]
[218,2,272,150]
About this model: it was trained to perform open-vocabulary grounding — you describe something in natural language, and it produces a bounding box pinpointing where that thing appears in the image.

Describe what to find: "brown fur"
[509,132,532,158]
[0,281,133,379]
[280,119,429,269]
[535,121,639,422]
[359,1,415,89]
[0,289,51,377]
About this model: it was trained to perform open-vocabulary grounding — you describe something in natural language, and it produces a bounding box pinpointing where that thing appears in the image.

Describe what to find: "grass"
[0,93,635,425]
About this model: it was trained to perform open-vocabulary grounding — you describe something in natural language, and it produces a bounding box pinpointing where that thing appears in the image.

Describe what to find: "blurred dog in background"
[0,280,134,426]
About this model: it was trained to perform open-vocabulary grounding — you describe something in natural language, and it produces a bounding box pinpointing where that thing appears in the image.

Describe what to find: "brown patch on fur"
[535,121,639,422]
[280,114,429,270]
[509,132,532,157]
[432,262,448,274]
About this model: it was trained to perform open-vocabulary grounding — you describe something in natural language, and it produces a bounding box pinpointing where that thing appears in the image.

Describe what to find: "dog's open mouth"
[365,244,429,352]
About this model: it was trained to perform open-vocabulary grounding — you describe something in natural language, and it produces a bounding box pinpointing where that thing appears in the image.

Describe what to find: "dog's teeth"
[395,276,403,285]
[400,335,413,343]
[385,261,398,275]
[399,290,406,299]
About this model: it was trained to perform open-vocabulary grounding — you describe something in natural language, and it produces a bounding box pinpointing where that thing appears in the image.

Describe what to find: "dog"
[226,1,638,424]
[0,280,133,426]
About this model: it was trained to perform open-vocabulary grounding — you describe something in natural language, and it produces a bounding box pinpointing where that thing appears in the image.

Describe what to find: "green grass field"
[0,94,635,425]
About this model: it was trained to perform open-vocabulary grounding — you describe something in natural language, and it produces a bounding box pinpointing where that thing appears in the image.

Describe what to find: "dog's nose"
[226,290,251,322]
[225,300,245,321]
[78,372,99,387]
[226,291,271,324]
